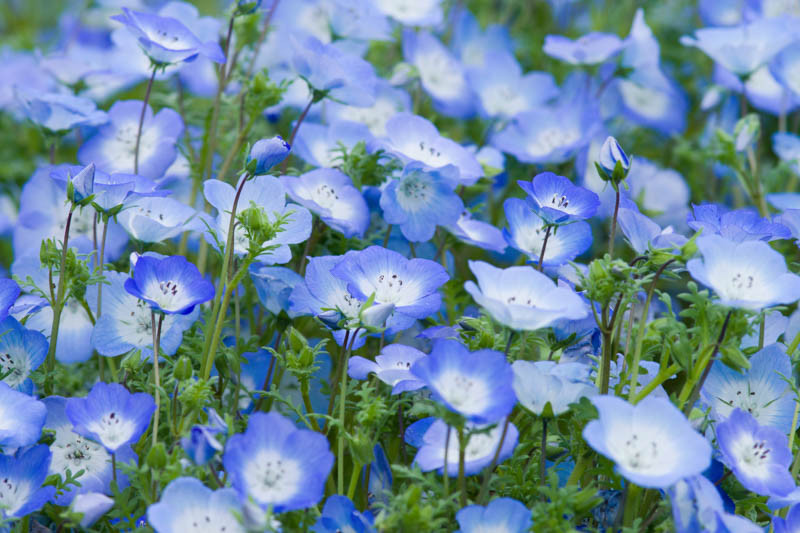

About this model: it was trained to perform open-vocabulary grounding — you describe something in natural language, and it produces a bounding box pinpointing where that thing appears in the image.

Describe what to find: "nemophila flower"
[774,504,800,533]
[376,112,483,186]
[716,408,794,497]
[0,445,56,518]
[450,9,514,68]
[467,51,558,119]
[112,8,225,65]
[668,475,762,533]
[14,167,129,263]
[331,246,449,334]
[687,235,800,310]
[124,255,213,315]
[43,396,136,505]
[247,136,291,175]
[147,477,245,533]
[618,207,687,255]
[543,32,623,65]
[66,382,156,453]
[78,100,183,181]
[293,120,373,168]
[380,163,463,242]
[512,360,596,417]
[290,35,377,107]
[774,132,800,175]
[0,279,19,322]
[455,498,532,533]
[222,412,334,512]
[410,339,515,424]
[72,492,114,528]
[374,0,442,26]
[326,80,410,138]
[116,196,199,244]
[349,343,427,394]
[326,0,391,41]
[250,265,303,318]
[408,417,519,476]
[702,344,796,434]
[687,204,791,242]
[518,172,600,224]
[89,271,198,359]
[0,317,47,392]
[465,260,587,331]
[445,210,506,254]
[203,176,312,264]
[24,299,94,364]
[503,198,593,267]
[281,168,369,238]
[51,164,161,213]
[17,89,107,132]
[312,495,375,533]
[597,137,630,180]
[181,414,225,466]
[0,382,46,448]
[403,30,473,117]
[583,395,711,488]
[681,17,797,76]
[491,94,599,165]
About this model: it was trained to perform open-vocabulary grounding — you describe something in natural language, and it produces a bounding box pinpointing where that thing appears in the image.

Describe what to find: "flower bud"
[68,163,95,204]
[596,136,630,185]
[174,355,193,381]
[146,442,168,470]
[360,302,395,329]
[247,136,290,175]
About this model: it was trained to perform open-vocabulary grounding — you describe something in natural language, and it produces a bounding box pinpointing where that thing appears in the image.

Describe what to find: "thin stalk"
[382,225,393,247]
[297,219,323,275]
[326,330,351,420]
[539,418,548,489]
[608,187,620,257]
[112,453,117,484]
[622,484,643,527]
[279,97,314,174]
[45,204,75,395]
[443,426,451,498]
[338,329,359,494]
[537,225,552,272]
[477,416,510,503]
[682,310,733,416]
[134,67,158,175]
[150,312,164,448]
[628,259,676,401]
[758,313,766,350]
[458,427,467,507]
[301,384,321,433]
[346,463,361,501]
[96,219,109,317]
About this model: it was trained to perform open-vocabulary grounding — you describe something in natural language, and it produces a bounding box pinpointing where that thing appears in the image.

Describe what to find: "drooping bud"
[247,136,291,175]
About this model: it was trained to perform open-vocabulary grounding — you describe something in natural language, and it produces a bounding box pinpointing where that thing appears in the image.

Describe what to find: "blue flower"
[78,100,183,181]
[503,198,593,267]
[203,175,312,264]
[72,492,115,528]
[445,210,506,254]
[0,445,56,518]
[408,417,518,476]
[716,408,794,497]
[147,477,245,533]
[50,164,159,213]
[681,17,797,76]
[687,235,800,310]
[702,344,796,434]
[375,112,483,186]
[117,196,200,244]
[17,89,107,132]
[368,444,392,510]
[0,316,47,392]
[90,271,199,359]
[543,32,624,65]
[668,475,762,533]
[331,246,449,334]
[327,0,391,41]
[464,260,588,331]
[112,8,226,65]
[293,120,374,168]
[618,207,687,255]
[43,396,137,505]
[124,255,213,315]
[410,339,515,424]
[518,172,600,224]
[773,503,800,533]
[687,204,790,242]
[222,412,334,512]
[374,0,442,26]
[583,395,711,488]
[312,495,375,533]
[0,279,19,322]
[290,35,377,107]
[282,168,369,238]
[0,382,46,448]
[403,30,473,117]
[181,421,224,466]
[66,382,156,453]
[249,265,304,318]
[455,498,532,533]
[348,343,427,394]
[512,361,596,417]
[247,136,291,175]
[380,163,463,242]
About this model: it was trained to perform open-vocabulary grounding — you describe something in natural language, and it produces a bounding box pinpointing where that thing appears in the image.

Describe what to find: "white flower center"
[86,410,137,448]
[526,127,581,158]
[374,272,405,303]
[0,476,30,516]
[311,184,339,210]
[244,450,302,505]
[435,371,490,415]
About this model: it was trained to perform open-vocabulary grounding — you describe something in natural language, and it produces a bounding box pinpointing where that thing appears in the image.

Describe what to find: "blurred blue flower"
[147,477,244,533]
[17,89,107,132]
[668,475,762,533]
[312,495,375,533]
[247,135,290,175]
[0,382,46,448]
[687,204,790,241]
[0,316,47,393]
[512,360,596,417]
[349,343,427,394]
[543,32,623,65]
[455,498,531,533]
[617,207,687,255]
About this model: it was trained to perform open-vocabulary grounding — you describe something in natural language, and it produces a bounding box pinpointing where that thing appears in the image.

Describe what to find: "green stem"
[608,186,620,257]
[682,310,733,416]
[477,415,510,504]
[338,329,359,494]
[301,384,321,433]
[150,312,163,448]
[458,427,467,507]
[539,418,548,489]
[537,225,552,272]
[622,484,643,527]
[443,426,451,498]
[45,204,75,395]
[134,67,157,175]
[96,219,109,317]
[279,97,314,174]
[346,463,361,501]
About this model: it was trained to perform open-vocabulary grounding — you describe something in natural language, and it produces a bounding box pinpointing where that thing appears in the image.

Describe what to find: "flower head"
[17,90,107,132]
[349,344,427,394]
[0,445,56,518]
[0,382,46,448]
[543,32,624,65]
[518,172,600,224]
[147,477,245,533]
[124,255,214,315]
[455,498,532,533]
[597,136,631,183]
[247,136,291,175]
[583,395,711,488]
[512,360,596,417]
[312,495,375,533]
